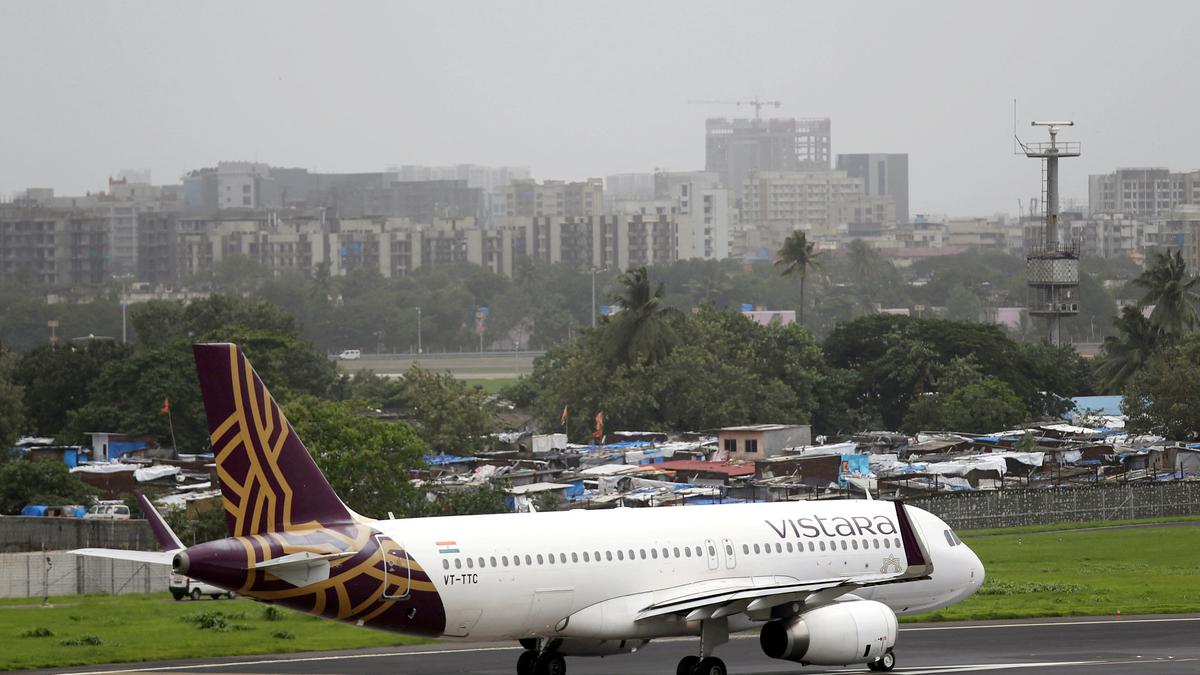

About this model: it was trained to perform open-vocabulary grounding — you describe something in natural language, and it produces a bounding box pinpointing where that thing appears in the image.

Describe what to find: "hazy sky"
[1,0,1196,216]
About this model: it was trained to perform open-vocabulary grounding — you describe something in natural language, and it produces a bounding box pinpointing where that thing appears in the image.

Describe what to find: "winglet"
[135,490,184,551]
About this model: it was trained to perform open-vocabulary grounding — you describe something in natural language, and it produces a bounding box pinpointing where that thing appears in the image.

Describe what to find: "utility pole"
[415,306,422,354]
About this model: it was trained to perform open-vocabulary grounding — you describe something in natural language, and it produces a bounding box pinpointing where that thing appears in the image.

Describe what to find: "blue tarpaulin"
[423,454,477,465]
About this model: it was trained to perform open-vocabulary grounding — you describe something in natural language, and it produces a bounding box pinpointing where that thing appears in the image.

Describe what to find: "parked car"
[83,501,130,520]
[337,349,362,360]
[170,574,234,601]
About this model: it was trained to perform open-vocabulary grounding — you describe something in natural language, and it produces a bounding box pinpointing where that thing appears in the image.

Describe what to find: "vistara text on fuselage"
[75,343,984,675]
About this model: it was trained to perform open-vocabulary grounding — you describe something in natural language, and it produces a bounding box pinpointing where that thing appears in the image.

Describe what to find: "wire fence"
[0,551,168,600]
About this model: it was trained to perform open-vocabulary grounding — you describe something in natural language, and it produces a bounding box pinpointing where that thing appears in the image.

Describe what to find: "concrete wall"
[911,482,1200,531]
[0,517,157,554]
[0,551,168,599]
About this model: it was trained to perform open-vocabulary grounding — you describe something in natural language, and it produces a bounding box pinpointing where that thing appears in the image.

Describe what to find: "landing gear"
[676,655,726,675]
[533,652,565,675]
[516,650,537,675]
[515,642,565,675]
[867,650,896,671]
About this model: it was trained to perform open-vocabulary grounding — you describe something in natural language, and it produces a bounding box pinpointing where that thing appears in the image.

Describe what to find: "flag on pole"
[160,397,171,415]
[593,411,604,439]
[560,406,568,427]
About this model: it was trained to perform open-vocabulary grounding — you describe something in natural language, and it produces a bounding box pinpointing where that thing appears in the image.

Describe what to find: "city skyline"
[1,0,1198,216]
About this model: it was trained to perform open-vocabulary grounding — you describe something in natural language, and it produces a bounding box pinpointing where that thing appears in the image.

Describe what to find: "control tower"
[1019,121,1081,344]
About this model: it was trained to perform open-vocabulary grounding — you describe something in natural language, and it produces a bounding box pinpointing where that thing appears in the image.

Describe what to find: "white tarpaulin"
[71,463,136,474]
[925,452,1044,477]
[134,465,180,482]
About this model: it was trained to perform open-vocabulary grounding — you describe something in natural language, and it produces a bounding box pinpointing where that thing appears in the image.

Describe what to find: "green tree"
[607,267,681,366]
[400,366,494,455]
[945,286,983,322]
[902,378,1027,434]
[1095,306,1163,392]
[775,230,823,325]
[1133,249,1200,337]
[1121,336,1200,440]
[0,350,24,453]
[0,460,96,514]
[13,342,132,437]
[163,501,229,546]
[283,396,426,519]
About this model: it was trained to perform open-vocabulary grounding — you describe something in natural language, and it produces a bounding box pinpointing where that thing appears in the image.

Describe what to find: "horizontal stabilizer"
[71,548,177,566]
[252,550,358,588]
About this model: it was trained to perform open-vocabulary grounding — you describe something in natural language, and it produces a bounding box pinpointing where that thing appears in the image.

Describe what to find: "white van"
[170,574,234,601]
[83,502,130,520]
[337,349,362,360]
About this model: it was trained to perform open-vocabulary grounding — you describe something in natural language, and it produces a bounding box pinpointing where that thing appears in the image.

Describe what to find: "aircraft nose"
[967,546,984,589]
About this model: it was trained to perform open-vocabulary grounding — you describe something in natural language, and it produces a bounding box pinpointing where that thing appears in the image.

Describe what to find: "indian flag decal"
[437,540,459,554]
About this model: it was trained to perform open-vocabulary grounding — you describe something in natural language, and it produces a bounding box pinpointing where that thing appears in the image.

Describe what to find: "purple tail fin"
[135,490,183,551]
[193,343,353,537]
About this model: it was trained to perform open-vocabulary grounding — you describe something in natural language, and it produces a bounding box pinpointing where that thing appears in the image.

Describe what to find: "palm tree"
[1095,305,1163,392]
[775,230,823,325]
[607,267,680,365]
[1133,249,1200,337]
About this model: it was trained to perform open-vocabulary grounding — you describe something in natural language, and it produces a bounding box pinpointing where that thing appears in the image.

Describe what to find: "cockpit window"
[944,529,963,546]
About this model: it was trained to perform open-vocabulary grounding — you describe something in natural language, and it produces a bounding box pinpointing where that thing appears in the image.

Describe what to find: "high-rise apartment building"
[0,205,110,286]
[503,179,603,218]
[705,117,831,201]
[741,171,892,226]
[1088,168,1200,218]
[836,153,909,224]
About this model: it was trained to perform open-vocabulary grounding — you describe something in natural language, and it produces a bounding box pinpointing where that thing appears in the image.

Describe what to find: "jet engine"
[759,600,897,665]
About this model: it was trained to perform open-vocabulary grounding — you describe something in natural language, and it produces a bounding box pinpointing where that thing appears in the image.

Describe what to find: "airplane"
[75,343,984,675]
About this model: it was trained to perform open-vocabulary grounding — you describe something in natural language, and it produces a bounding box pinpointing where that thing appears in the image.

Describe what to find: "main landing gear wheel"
[694,656,726,675]
[676,655,700,675]
[867,651,896,671]
[516,650,537,675]
[533,652,566,675]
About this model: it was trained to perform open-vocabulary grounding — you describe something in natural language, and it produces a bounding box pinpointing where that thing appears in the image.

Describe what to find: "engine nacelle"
[759,600,897,666]
[546,637,649,656]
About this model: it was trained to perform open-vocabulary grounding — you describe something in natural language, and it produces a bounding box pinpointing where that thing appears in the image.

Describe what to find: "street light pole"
[415,306,422,354]
[591,269,596,328]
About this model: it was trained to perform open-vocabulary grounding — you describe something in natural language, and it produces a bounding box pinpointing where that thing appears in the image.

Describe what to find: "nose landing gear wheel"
[694,656,726,675]
[533,652,566,675]
[516,650,537,675]
[676,655,700,675]
[868,651,896,671]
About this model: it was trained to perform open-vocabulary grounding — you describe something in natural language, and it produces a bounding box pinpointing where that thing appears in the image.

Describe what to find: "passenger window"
[808,542,815,552]
[572,552,579,563]
[707,544,716,556]
[466,558,474,569]
[753,543,760,554]
[840,541,847,550]
[724,544,733,556]
[673,547,680,557]
[775,543,782,553]
[786,542,794,553]
[525,554,532,565]
[455,558,462,569]
[606,551,613,561]
[684,547,692,558]
[617,550,624,561]
[503,556,510,566]
[873,539,880,549]
[742,544,749,554]
[894,538,902,549]
[662,548,669,558]
[537,554,544,565]
[639,549,647,560]
[560,553,567,563]
[629,549,635,560]
[442,559,449,570]
[651,549,658,559]
[490,556,497,567]
[819,541,826,551]
[595,551,601,560]
[478,557,486,567]
[851,540,859,550]
[883,539,890,549]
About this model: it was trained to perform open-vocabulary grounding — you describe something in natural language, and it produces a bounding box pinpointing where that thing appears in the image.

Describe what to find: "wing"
[637,501,933,622]
[71,548,177,565]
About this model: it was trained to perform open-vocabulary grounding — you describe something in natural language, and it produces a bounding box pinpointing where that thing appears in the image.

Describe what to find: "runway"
[44,614,1200,675]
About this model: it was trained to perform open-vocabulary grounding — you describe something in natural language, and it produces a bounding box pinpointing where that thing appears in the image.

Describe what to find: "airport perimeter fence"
[0,550,168,599]
[911,481,1200,531]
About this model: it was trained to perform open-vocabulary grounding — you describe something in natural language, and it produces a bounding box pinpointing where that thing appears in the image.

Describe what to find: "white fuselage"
[377,500,983,641]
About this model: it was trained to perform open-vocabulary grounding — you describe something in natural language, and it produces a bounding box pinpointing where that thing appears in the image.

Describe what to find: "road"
[335,352,541,379]
[42,614,1200,675]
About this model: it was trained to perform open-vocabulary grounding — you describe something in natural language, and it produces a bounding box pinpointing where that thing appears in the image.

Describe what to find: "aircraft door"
[721,538,736,569]
[704,539,719,570]
[375,534,411,599]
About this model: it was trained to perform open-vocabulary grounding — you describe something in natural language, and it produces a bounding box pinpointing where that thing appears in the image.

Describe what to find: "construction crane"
[688,97,782,120]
